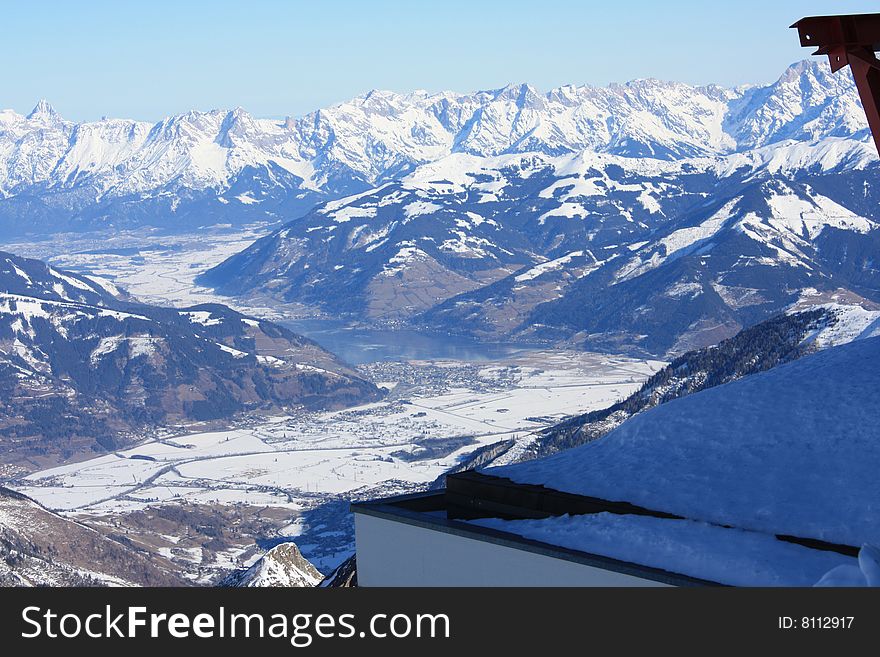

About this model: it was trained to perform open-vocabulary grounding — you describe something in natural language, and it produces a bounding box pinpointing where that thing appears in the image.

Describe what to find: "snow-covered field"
[15,351,662,570]
[19,351,662,514]
[2,224,285,316]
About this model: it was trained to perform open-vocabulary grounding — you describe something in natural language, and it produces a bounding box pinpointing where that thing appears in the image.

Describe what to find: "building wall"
[355,512,671,587]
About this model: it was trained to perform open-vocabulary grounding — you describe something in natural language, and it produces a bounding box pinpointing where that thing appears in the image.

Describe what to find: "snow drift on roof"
[470,513,856,586]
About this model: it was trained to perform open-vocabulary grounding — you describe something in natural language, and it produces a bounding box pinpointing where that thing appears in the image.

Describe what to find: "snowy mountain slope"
[0,486,185,586]
[0,60,869,236]
[788,288,880,348]
[487,334,880,548]
[517,174,880,354]
[0,251,382,466]
[0,248,127,305]
[200,147,678,318]
[220,542,322,587]
[442,307,843,477]
[534,309,839,456]
[203,134,880,351]
[727,60,870,149]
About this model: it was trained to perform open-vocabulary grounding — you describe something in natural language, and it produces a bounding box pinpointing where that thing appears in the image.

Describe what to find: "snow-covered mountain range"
[188,61,878,354]
[4,60,879,355]
[0,60,869,236]
[202,138,880,353]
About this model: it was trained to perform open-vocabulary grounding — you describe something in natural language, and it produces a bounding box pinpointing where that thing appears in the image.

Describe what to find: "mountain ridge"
[201,136,880,354]
[0,250,383,468]
[0,60,869,236]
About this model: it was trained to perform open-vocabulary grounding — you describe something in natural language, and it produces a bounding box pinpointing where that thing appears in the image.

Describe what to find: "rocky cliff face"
[320,554,358,588]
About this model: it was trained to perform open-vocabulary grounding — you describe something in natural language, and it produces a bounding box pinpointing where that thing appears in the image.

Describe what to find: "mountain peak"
[27,99,60,122]
[357,88,400,106]
[222,542,323,587]
[778,58,828,83]
[493,82,543,108]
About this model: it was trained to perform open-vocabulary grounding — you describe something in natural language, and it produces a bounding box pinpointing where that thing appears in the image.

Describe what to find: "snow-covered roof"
[470,513,856,586]
[487,336,880,548]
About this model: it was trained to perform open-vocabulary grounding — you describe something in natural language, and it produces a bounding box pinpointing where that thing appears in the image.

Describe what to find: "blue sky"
[3,0,878,122]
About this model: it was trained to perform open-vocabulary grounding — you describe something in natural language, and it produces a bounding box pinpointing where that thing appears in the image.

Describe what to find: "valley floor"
[3,226,663,581]
[2,223,290,317]
[13,350,662,579]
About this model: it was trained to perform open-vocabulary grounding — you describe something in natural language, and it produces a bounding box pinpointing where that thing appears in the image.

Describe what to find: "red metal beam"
[793,13,880,155]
